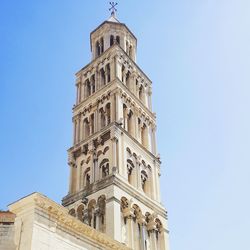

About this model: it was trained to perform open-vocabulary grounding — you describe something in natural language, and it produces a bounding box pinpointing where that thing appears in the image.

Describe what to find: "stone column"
[122,208,135,249]
[136,160,142,190]
[79,83,82,103]
[95,66,99,90]
[155,165,161,202]
[69,163,77,193]
[81,79,85,101]
[136,82,140,98]
[130,72,137,94]
[130,112,136,137]
[142,124,149,149]
[152,125,157,155]
[94,208,100,231]
[88,141,95,184]
[105,67,109,84]
[148,86,152,110]
[148,124,153,152]
[96,107,100,132]
[76,84,79,104]
[77,115,81,143]
[83,209,88,224]
[111,127,119,171]
[123,108,128,131]
[111,93,116,122]
[73,119,77,144]
[89,117,93,135]
[134,113,139,140]
[116,60,123,81]
[79,117,83,142]
[122,69,127,85]
[68,162,73,193]
[93,153,98,182]
[147,215,158,250]
[138,216,147,250]
[143,86,148,107]
[105,197,122,242]
[75,119,79,143]
[110,56,116,81]
[115,91,123,123]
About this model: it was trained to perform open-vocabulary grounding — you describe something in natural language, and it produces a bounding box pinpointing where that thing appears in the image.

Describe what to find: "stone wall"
[0,212,16,250]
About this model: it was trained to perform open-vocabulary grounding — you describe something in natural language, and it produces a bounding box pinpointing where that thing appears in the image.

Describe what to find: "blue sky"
[0,1,250,249]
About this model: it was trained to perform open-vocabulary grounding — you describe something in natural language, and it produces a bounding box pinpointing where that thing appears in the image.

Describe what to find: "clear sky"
[0,0,249,249]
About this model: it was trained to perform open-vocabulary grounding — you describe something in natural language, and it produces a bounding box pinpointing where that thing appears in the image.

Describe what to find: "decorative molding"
[10,193,130,250]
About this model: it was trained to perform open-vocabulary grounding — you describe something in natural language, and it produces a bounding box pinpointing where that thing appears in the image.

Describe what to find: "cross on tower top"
[109,2,118,16]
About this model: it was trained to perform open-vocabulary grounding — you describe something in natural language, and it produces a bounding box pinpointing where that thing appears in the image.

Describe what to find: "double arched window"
[95,37,104,57]
[110,35,120,47]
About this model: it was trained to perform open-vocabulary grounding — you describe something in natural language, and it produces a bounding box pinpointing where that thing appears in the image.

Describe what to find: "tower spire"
[109,2,118,17]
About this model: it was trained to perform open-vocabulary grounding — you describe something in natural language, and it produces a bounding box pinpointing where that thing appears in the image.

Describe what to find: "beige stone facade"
[0,13,170,250]
[5,193,130,250]
[62,14,170,250]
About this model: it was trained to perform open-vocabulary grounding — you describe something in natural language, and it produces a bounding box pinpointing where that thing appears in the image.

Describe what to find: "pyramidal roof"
[107,14,120,23]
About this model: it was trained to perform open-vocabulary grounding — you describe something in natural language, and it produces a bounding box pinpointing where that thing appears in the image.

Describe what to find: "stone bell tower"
[62,10,170,250]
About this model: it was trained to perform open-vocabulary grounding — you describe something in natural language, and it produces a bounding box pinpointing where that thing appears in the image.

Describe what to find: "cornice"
[62,174,167,220]
[76,45,152,85]
[73,80,156,123]
[67,123,160,164]
[90,21,137,42]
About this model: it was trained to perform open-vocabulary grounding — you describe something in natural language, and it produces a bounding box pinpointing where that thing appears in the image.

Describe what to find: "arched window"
[106,103,111,125]
[90,114,95,135]
[77,204,84,222]
[96,41,100,57]
[74,120,77,144]
[116,36,120,45]
[138,118,142,141]
[69,208,76,217]
[126,71,131,89]
[110,35,114,46]
[127,160,135,186]
[91,75,95,93]
[126,41,129,53]
[100,68,106,86]
[85,79,91,98]
[123,104,128,131]
[83,118,90,139]
[155,218,165,250]
[141,123,149,148]
[99,108,106,128]
[127,110,134,135]
[100,159,109,178]
[141,170,148,192]
[84,168,91,187]
[122,65,126,83]
[87,199,96,228]
[100,37,104,53]
[133,204,143,249]
[139,85,144,102]
[97,195,106,232]
[129,45,133,57]
[106,64,111,83]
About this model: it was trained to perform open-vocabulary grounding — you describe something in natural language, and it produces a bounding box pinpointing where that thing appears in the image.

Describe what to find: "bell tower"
[62,10,170,250]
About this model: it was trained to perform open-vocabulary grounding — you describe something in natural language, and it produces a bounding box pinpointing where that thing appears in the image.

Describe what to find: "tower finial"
[109,2,118,17]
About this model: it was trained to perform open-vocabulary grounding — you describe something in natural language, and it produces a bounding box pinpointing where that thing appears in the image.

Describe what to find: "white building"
[0,11,170,250]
